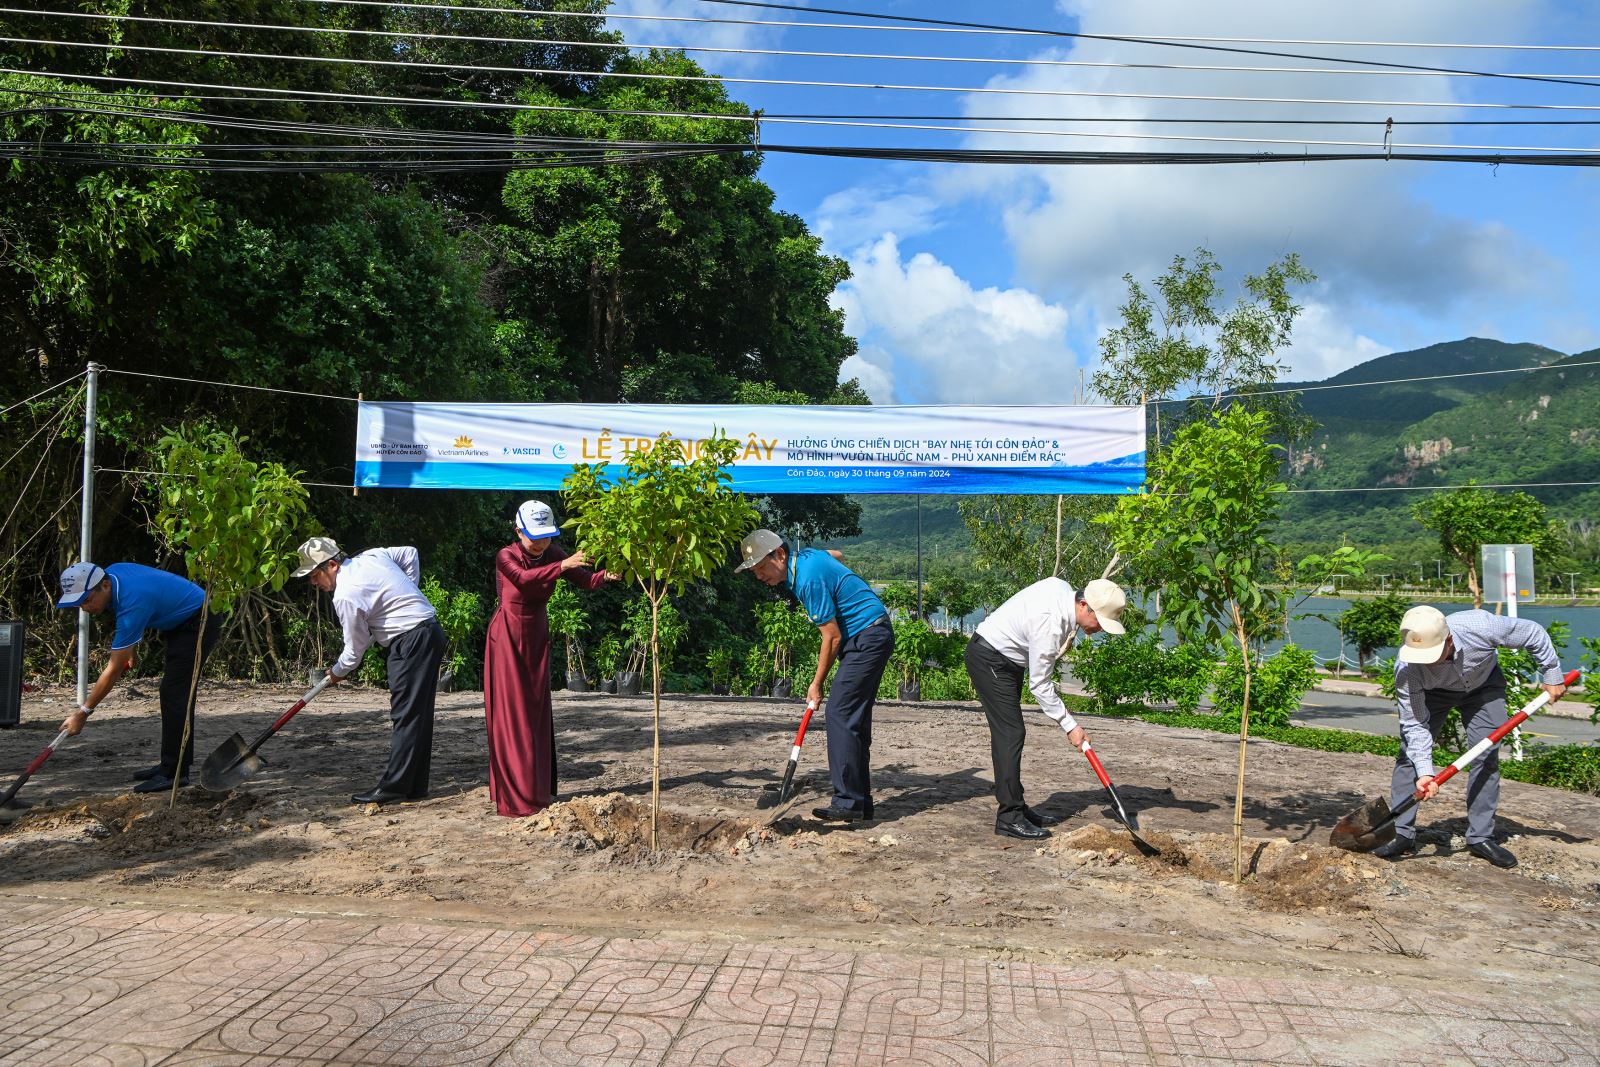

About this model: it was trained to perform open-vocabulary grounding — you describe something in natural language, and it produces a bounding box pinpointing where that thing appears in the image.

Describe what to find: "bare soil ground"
[3,685,1598,1012]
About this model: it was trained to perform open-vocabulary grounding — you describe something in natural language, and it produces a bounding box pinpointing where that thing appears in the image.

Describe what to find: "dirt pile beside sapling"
[5,791,267,853]
[1050,825,1372,912]
[523,792,772,860]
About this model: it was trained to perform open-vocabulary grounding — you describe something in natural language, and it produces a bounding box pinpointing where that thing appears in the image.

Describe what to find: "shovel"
[756,699,817,817]
[0,723,76,821]
[1331,668,1580,852]
[1078,738,1161,857]
[199,675,332,792]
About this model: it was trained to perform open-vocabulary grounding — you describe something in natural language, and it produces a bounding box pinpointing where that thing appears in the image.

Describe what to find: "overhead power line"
[299,0,1600,52]
[12,36,1600,112]
[12,8,1600,84]
[1154,356,1600,406]
[697,0,1600,90]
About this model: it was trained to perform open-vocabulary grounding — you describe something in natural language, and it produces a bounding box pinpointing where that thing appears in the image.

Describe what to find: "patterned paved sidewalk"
[1,901,1595,1067]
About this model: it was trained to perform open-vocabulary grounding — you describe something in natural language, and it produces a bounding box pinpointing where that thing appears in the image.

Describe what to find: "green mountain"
[827,338,1600,582]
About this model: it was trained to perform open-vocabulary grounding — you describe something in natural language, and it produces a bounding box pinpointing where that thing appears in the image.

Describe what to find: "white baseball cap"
[735,529,784,572]
[516,499,559,540]
[291,536,343,578]
[57,562,106,608]
[1082,578,1128,635]
[1398,605,1449,664]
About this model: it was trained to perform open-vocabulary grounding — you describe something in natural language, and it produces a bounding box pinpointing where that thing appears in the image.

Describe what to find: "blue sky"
[609,0,1600,402]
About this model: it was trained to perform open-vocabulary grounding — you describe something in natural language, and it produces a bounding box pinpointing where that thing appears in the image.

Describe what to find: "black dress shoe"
[811,804,871,824]
[1371,835,1417,860]
[995,817,1050,841]
[132,773,189,794]
[132,764,165,782]
[1022,806,1061,828]
[352,789,408,806]
[1468,840,1517,868]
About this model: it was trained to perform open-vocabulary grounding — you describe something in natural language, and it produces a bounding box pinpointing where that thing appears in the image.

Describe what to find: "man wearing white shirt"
[967,577,1127,840]
[294,537,446,806]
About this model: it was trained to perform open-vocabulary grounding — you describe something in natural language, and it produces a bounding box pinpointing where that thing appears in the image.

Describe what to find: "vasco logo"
[504,446,543,457]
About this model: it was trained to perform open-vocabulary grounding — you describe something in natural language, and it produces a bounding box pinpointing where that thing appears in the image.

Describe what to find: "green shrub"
[921,665,977,701]
[891,618,939,687]
[1503,744,1600,794]
[422,575,487,687]
[1149,642,1217,714]
[1068,630,1161,712]
[1211,644,1319,728]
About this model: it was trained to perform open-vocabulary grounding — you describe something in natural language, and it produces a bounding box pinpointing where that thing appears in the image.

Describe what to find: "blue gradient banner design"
[354,403,1145,495]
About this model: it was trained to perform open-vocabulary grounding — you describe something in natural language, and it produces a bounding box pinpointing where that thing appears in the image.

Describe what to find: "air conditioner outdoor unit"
[0,621,23,728]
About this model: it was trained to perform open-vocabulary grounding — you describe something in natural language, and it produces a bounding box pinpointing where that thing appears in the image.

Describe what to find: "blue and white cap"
[57,562,106,609]
[516,500,559,540]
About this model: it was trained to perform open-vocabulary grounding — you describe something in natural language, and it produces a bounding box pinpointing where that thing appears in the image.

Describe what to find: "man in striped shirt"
[1376,605,1568,868]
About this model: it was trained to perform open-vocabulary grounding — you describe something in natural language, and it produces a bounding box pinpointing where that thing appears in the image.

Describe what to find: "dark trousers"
[825,617,894,812]
[158,609,223,776]
[376,619,446,797]
[1390,668,1507,845]
[966,634,1030,818]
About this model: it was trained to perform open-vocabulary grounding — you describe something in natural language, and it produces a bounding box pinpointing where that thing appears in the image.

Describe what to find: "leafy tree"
[957,495,1117,592]
[878,581,920,620]
[149,424,310,803]
[420,576,487,688]
[1092,248,1316,448]
[1412,485,1556,608]
[1336,595,1410,671]
[547,583,590,683]
[562,432,758,848]
[928,572,978,631]
[1098,407,1287,880]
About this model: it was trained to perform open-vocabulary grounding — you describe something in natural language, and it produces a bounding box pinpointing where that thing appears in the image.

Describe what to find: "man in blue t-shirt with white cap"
[55,561,222,793]
[737,528,894,825]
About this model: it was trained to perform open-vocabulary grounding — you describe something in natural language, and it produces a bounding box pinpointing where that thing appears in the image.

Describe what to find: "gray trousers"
[1389,669,1506,845]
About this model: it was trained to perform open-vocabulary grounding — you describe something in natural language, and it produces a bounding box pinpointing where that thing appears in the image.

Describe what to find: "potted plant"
[706,645,737,695]
[755,600,814,699]
[593,633,622,694]
[742,642,771,696]
[547,584,591,690]
[892,618,937,701]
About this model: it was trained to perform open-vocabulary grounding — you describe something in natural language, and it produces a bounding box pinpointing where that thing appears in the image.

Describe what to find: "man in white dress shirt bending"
[966,577,1127,840]
[294,537,446,807]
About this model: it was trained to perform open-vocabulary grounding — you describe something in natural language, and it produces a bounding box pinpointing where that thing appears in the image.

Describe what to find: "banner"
[354,403,1145,495]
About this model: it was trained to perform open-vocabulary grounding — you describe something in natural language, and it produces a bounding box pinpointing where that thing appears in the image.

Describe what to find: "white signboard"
[1480,543,1535,604]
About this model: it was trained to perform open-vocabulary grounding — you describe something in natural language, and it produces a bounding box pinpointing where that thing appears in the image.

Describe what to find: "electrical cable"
[0,487,82,576]
[96,467,355,490]
[0,369,88,419]
[101,368,359,403]
[0,387,80,541]
[0,390,80,478]
[298,0,1600,52]
[13,35,1600,112]
[13,8,1600,84]
[1150,356,1600,405]
[696,0,1600,90]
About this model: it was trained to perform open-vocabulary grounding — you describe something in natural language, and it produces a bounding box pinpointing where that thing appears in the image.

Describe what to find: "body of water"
[1274,596,1600,669]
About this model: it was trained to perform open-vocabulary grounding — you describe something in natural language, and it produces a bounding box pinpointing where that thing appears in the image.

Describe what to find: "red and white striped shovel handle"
[1430,668,1580,789]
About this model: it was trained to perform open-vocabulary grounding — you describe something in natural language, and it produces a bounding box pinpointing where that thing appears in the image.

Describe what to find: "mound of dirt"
[1050,825,1373,912]
[5,791,266,853]
[523,793,772,860]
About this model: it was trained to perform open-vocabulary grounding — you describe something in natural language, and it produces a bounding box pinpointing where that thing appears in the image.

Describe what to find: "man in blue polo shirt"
[737,528,894,824]
[56,561,222,793]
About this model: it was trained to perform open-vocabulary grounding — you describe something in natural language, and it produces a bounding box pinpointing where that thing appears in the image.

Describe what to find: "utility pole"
[1434,559,1443,583]
[1447,573,1459,598]
[1378,574,1390,594]
[77,362,101,704]
[1416,562,1425,586]
[1562,571,1581,601]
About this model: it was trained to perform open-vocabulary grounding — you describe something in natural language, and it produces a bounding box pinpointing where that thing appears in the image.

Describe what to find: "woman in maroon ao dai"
[483,500,610,817]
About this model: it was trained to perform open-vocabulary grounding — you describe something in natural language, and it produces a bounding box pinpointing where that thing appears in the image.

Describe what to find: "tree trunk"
[649,594,661,852]
[586,260,625,402]
[1468,560,1483,609]
[1231,603,1252,883]
[1053,495,1063,577]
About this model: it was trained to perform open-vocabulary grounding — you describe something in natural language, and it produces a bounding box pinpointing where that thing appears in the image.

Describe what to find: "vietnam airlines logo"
[437,434,489,457]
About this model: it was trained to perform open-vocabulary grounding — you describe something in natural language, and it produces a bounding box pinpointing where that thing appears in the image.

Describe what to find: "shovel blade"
[1330,795,1398,852]
[199,733,265,792]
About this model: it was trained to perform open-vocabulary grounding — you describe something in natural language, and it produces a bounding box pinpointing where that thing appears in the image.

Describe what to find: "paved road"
[1296,689,1598,746]
[3,898,1596,1066]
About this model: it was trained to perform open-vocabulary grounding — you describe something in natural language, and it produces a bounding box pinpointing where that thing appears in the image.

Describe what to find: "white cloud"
[814,187,942,253]
[839,345,896,402]
[831,235,1078,403]
[1279,303,1389,381]
[952,0,1580,378]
